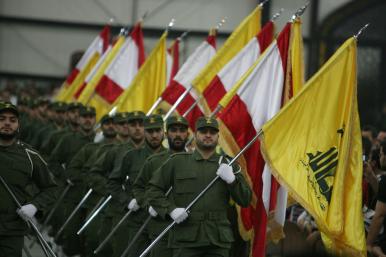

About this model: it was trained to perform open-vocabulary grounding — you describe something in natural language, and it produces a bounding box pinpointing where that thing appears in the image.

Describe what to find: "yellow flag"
[77,36,126,105]
[58,52,100,102]
[192,5,261,94]
[114,32,167,113]
[260,38,366,256]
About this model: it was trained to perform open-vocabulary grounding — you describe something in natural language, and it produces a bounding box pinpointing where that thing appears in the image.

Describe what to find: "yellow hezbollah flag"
[192,5,261,95]
[113,32,167,113]
[260,37,366,256]
[77,36,126,106]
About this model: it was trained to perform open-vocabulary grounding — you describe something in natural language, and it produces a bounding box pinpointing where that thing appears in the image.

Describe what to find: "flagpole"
[55,188,93,240]
[0,175,57,257]
[76,195,112,235]
[139,130,262,257]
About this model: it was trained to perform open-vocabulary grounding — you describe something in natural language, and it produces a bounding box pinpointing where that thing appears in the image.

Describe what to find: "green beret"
[100,114,114,124]
[79,106,96,116]
[195,116,219,131]
[128,111,146,122]
[0,102,19,117]
[67,102,83,111]
[144,114,163,129]
[53,102,67,112]
[166,116,188,129]
[113,112,131,123]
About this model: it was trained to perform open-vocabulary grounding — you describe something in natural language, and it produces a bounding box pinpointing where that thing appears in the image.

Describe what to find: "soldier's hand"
[170,208,188,224]
[16,204,37,222]
[216,164,235,184]
[148,206,158,217]
[128,198,140,212]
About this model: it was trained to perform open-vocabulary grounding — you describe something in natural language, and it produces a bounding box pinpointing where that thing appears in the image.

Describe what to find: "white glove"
[216,163,235,184]
[128,199,140,212]
[16,204,37,222]
[169,208,188,224]
[148,206,158,217]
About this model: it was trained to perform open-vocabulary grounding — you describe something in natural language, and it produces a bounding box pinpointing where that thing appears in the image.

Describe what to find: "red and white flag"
[166,39,180,86]
[202,21,274,112]
[217,23,292,257]
[93,23,145,104]
[66,25,110,85]
[162,33,216,129]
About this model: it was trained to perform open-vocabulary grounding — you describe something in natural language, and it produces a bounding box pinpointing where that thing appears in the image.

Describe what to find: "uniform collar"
[193,149,219,162]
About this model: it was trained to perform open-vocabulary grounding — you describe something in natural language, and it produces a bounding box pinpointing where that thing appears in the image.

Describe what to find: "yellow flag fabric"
[57,52,100,102]
[289,18,305,97]
[260,38,366,256]
[114,32,167,113]
[77,36,126,105]
[192,5,261,94]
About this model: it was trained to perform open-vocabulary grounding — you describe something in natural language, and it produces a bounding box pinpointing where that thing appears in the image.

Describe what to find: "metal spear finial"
[259,0,269,8]
[354,23,370,40]
[290,1,310,22]
[166,18,176,32]
[271,8,284,22]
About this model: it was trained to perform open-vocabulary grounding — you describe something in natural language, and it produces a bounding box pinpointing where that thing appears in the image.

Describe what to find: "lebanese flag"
[161,32,216,129]
[73,45,113,99]
[66,25,110,86]
[93,23,145,104]
[203,21,274,112]
[166,39,180,86]
[216,23,292,257]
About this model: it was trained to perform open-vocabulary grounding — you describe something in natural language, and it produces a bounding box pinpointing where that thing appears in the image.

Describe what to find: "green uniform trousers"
[111,215,151,257]
[172,246,229,257]
[0,235,23,257]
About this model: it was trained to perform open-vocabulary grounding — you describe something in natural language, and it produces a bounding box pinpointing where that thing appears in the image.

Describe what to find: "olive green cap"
[144,114,163,129]
[53,102,67,112]
[128,111,146,122]
[0,102,19,117]
[67,102,83,111]
[195,116,219,131]
[100,114,114,124]
[166,116,188,129]
[113,112,131,123]
[79,106,96,116]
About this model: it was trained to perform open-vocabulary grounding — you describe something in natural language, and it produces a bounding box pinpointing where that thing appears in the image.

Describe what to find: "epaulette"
[146,151,168,161]
[169,151,192,159]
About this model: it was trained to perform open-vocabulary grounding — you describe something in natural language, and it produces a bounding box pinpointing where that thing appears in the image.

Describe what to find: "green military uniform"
[107,115,165,257]
[147,117,252,257]
[40,102,82,157]
[0,102,57,257]
[48,106,95,256]
[132,115,190,257]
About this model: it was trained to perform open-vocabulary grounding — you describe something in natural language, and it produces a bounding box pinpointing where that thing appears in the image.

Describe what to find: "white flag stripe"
[104,38,139,90]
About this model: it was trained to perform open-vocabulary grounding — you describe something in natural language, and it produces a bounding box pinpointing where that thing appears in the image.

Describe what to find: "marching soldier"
[48,106,96,256]
[132,115,190,257]
[0,102,57,257]
[87,111,146,256]
[40,102,83,157]
[147,116,252,257]
[107,114,166,257]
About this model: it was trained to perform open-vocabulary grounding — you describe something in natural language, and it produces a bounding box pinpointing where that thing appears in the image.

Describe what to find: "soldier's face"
[195,128,219,151]
[167,125,189,151]
[115,121,129,137]
[67,109,79,124]
[0,111,19,140]
[145,128,164,149]
[79,115,96,132]
[128,120,144,143]
[102,120,116,138]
